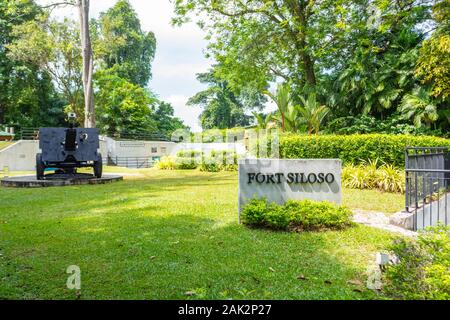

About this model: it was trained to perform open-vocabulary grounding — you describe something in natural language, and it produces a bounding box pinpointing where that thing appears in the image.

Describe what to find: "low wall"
[171,142,246,156]
[0,137,247,171]
[0,140,39,171]
[0,139,108,172]
[106,138,176,162]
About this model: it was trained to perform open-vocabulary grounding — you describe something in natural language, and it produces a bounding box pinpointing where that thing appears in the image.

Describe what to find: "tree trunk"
[78,0,95,128]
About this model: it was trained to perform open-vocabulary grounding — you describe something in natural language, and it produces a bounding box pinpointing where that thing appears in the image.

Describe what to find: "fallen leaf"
[269,267,275,272]
[150,256,156,260]
[184,291,195,296]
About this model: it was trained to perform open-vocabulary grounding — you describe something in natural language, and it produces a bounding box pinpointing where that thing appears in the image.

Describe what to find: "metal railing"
[110,156,157,169]
[17,128,171,142]
[112,132,170,142]
[405,147,450,230]
[18,128,39,140]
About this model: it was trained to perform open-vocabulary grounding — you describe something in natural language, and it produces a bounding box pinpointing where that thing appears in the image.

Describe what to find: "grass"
[0,141,13,151]
[0,169,401,300]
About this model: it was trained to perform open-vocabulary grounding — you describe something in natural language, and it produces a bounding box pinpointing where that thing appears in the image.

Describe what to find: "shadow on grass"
[0,209,388,300]
[0,171,391,300]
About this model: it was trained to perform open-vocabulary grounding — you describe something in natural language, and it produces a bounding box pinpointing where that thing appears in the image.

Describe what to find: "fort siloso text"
[247,172,336,185]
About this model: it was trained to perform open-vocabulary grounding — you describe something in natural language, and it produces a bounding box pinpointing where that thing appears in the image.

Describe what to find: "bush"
[176,150,203,158]
[284,200,354,231]
[342,161,405,193]
[176,157,199,170]
[383,225,450,300]
[280,134,450,167]
[155,156,177,170]
[325,115,448,137]
[241,198,354,231]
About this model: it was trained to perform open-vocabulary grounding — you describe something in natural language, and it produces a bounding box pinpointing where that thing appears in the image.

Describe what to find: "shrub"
[176,157,199,170]
[198,159,221,172]
[285,200,354,231]
[176,150,203,158]
[155,156,177,170]
[241,198,354,231]
[342,161,405,193]
[383,225,450,300]
[325,115,448,137]
[280,134,450,167]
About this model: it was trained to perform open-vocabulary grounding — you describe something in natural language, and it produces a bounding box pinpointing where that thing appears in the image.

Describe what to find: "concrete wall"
[0,139,108,172]
[415,194,450,230]
[0,140,39,171]
[171,142,246,157]
[0,137,247,171]
[106,138,176,163]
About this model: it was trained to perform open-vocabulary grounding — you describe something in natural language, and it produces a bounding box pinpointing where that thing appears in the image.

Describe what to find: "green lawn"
[0,169,401,300]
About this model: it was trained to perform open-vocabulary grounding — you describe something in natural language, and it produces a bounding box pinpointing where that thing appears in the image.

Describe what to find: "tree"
[188,69,265,129]
[95,72,157,135]
[7,16,84,120]
[78,0,95,128]
[265,83,291,131]
[399,87,439,128]
[415,0,450,99]
[296,94,329,134]
[0,0,65,128]
[96,0,156,87]
[252,112,272,129]
[153,101,187,136]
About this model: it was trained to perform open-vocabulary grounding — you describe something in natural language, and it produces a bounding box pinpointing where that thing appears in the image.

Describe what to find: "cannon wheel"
[94,153,103,178]
[36,153,45,180]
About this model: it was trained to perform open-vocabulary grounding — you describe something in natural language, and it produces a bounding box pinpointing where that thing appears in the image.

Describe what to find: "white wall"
[0,137,246,171]
[0,140,39,171]
[0,139,108,171]
[106,137,176,161]
[171,142,246,157]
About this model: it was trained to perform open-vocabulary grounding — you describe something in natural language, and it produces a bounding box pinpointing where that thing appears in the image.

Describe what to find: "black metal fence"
[405,147,450,230]
[16,128,170,142]
[109,156,157,169]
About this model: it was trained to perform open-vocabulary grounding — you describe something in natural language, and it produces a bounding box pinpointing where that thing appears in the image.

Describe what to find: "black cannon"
[36,113,103,180]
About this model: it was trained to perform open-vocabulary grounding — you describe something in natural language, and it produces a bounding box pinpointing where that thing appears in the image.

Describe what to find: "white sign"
[238,158,342,215]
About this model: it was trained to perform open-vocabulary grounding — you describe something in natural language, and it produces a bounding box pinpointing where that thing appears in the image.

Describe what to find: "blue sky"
[40,0,276,132]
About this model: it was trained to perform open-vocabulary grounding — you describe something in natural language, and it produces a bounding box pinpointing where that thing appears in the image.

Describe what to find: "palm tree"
[252,112,272,129]
[295,93,329,134]
[265,83,291,131]
[399,87,439,127]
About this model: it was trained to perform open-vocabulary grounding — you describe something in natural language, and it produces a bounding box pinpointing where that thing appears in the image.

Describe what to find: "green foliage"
[383,225,450,300]
[175,0,448,133]
[95,0,156,87]
[188,67,265,129]
[95,72,157,135]
[399,87,440,127]
[153,102,187,136]
[155,156,177,170]
[241,198,354,231]
[0,0,66,128]
[281,134,450,167]
[157,149,239,172]
[325,115,448,137]
[415,1,450,99]
[342,161,405,193]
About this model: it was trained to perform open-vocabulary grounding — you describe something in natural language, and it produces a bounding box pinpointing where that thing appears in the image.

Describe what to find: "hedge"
[280,134,450,167]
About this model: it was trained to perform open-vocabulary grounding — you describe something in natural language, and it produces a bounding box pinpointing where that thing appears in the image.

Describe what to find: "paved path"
[353,210,417,237]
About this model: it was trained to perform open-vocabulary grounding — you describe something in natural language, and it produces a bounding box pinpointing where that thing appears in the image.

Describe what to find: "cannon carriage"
[36,114,103,180]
